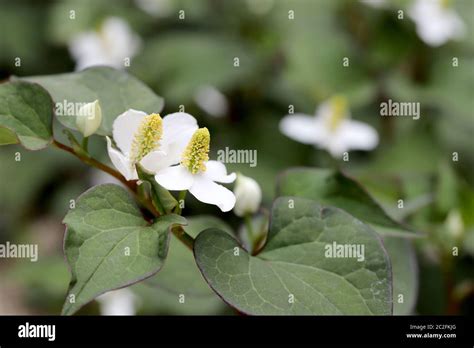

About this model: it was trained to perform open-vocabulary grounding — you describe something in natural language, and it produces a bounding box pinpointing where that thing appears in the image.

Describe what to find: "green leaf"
[140,216,233,315]
[23,66,164,136]
[0,81,53,150]
[146,216,232,298]
[194,197,392,315]
[61,184,185,315]
[0,127,19,145]
[277,168,415,237]
[383,237,418,315]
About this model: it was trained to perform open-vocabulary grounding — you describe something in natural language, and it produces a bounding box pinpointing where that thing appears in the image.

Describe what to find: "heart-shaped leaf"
[62,184,185,315]
[23,66,164,136]
[0,81,53,150]
[194,197,392,315]
[277,168,415,237]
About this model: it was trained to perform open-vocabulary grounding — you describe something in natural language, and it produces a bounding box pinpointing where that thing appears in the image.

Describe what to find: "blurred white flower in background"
[135,0,174,17]
[97,288,138,315]
[69,17,141,71]
[279,95,379,158]
[233,173,262,217]
[445,209,464,239]
[194,85,229,118]
[360,0,389,9]
[246,0,275,15]
[409,0,465,46]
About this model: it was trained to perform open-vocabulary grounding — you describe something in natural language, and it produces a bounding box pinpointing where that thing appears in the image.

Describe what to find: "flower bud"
[445,209,464,239]
[76,100,102,137]
[233,173,262,217]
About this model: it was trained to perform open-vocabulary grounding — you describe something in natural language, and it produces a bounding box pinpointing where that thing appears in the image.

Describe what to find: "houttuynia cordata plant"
[0,66,419,316]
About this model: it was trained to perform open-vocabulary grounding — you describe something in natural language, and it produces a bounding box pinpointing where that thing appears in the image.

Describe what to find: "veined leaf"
[0,81,53,150]
[23,66,164,136]
[62,184,185,315]
[277,168,415,237]
[194,197,392,315]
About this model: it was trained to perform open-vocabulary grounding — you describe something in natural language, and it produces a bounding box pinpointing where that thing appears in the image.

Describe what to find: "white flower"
[76,100,102,137]
[194,85,228,118]
[97,288,138,315]
[360,0,389,9]
[135,0,174,17]
[233,173,262,217]
[279,95,379,158]
[409,0,465,47]
[246,0,275,15]
[154,128,237,212]
[107,109,198,181]
[69,17,141,71]
[445,209,464,239]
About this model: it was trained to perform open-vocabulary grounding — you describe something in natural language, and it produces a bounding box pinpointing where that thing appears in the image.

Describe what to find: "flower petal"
[189,176,236,212]
[112,109,147,155]
[106,136,137,180]
[279,114,325,145]
[162,112,198,147]
[139,150,170,173]
[336,120,379,153]
[159,112,199,164]
[203,160,236,183]
[154,165,194,191]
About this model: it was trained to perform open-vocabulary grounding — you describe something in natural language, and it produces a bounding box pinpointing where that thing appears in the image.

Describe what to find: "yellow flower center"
[326,95,348,132]
[130,113,163,163]
[440,0,451,8]
[181,128,210,174]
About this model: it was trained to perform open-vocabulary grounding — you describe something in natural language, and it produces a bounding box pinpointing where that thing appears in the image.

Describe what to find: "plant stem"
[244,214,256,246]
[52,139,137,193]
[52,139,195,250]
[82,136,89,152]
[174,190,187,215]
[171,225,194,251]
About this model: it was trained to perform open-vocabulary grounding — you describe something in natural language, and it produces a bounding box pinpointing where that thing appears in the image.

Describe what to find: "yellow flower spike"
[130,113,163,163]
[327,95,348,132]
[181,127,210,174]
[440,0,452,9]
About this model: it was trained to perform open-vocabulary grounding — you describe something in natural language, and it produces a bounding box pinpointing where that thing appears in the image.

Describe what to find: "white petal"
[326,137,350,158]
[409,0,465,46]
[112,109,147,155]
[160,128,196,166]
[189,176,236,212]
[162,112,198,145]
[279,114,325,145]
[335,120,379,153]
[159,112,199,165]
[139,150,170,173]
[106,137,137,181]
[203,160,236,183]
[154,165,194,191]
